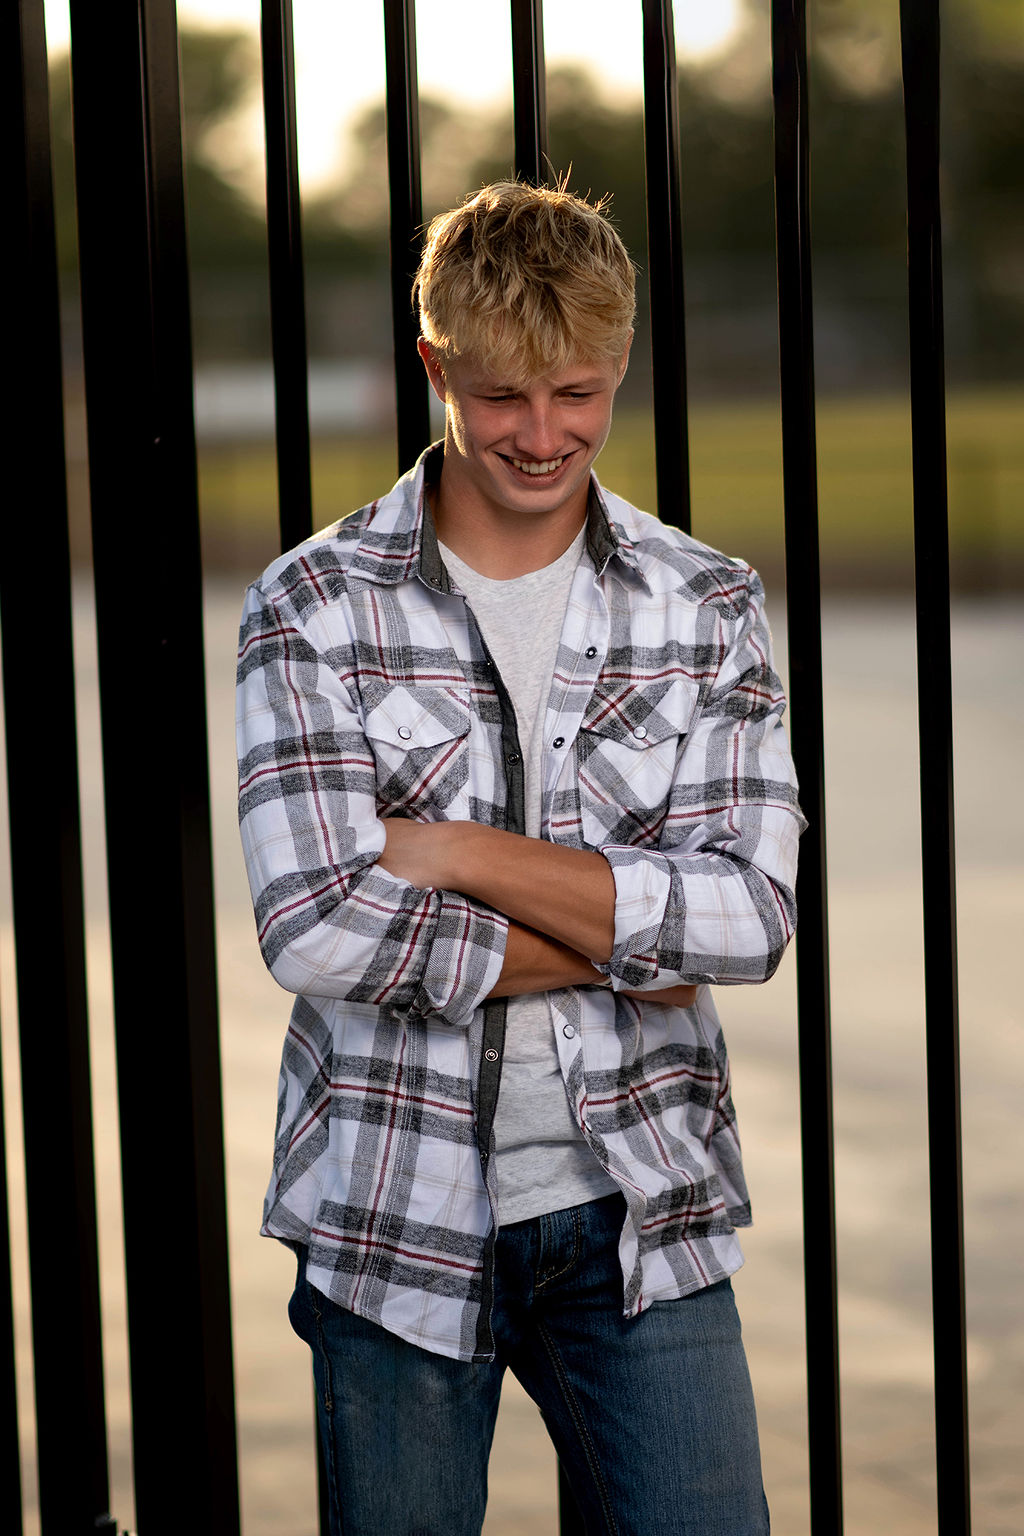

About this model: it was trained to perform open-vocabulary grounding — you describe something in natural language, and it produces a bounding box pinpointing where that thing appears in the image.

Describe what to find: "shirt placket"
[537,565,615,1151]
[541,562,611,815]
[427,570,527,1359]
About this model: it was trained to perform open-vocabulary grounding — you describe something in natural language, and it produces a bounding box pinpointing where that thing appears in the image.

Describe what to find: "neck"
[431,471,589,580]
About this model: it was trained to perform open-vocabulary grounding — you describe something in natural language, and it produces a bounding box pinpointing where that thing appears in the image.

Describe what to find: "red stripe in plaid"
[240,448,803,1361]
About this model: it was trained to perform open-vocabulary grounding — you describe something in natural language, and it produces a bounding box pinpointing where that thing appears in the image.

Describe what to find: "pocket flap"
[363,685,472,749]
[581,676,698,749]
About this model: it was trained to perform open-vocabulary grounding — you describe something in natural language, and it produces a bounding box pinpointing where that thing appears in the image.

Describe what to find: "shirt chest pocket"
[575,676,698,849]
[363,684,473,817]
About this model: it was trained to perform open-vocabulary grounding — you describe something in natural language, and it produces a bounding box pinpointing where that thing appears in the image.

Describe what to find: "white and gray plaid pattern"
[237,445,805,1362]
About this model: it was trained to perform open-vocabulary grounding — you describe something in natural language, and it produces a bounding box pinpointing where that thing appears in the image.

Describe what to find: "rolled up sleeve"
[597,572,805,990]
[236,582,507,1023]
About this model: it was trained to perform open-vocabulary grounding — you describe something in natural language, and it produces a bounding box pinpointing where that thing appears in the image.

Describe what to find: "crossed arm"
[239,576,798,1017]
[377,818,698,1007]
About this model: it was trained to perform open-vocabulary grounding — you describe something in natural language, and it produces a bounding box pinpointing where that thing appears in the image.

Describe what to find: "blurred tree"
[48,27,267,270]
[44,10,1020,379]
[176,25,268,267]
[942,9,1024,379]
[48,25,377,275]
[306,92,500,237]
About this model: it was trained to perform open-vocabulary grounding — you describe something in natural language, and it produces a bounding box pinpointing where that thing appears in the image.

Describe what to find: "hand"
[488,923,700,1006]
[620,983,698,1008]
[379,824,699,1010]
[376,817,458,890]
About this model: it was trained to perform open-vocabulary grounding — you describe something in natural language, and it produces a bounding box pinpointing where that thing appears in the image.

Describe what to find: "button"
[632,725,648,741]
[562,1024,576,1039]
[398,725,412,740]
[553,736,565,749]
[506,752,521,765]
[585,646,597,659]
[484,1048,499,1062]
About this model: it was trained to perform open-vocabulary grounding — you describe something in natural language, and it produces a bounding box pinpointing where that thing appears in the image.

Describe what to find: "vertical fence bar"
[384,0,430,471]
[511,0,547,183]
[261,14,326,1524]
[641,0,691,533]
[0,1012,22,1533]
[899,5,971,1531]
[770,4,844,1532]
[4,4,113,1531]
[67,3,240,1532]
[261,0,314,551]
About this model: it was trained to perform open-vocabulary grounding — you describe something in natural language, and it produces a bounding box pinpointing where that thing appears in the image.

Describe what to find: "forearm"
[379,820,615,961]
[487,922,605,997]
[375,820,707,1003]
[487,922,698,1008]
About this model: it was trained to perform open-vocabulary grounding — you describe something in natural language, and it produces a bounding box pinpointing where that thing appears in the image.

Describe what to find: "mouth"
[501,452,573,480]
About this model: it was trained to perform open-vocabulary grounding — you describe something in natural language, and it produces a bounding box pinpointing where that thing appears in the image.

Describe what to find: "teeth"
[512,456,564,475]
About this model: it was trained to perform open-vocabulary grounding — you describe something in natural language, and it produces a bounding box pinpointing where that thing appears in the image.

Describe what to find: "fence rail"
[2,2,968,1533]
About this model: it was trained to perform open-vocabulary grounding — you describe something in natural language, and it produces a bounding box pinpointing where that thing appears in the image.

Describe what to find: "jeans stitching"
[537,1318,619,1535]
[308,1286,345,1531]
[536,1204,582,1290]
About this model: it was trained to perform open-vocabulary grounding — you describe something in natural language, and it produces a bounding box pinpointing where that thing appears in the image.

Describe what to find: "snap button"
[553,736,565,749]
[562,1024,576,1039]
[506,752,521,765]
[632,725,648,740]
[398,725,412,740]
[484,1048,499,1062]
[585,646,597,659]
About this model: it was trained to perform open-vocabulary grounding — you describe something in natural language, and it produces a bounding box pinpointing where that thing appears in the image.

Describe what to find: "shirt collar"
[349,441,647,590]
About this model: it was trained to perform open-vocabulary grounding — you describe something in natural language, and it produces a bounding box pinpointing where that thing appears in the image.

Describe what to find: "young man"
[237,181,803,1535]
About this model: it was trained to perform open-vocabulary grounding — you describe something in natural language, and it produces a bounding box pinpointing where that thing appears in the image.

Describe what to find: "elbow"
[653,870,797,987]
[258,921,328,996]
[757,872,797,981]
[252,859,388,1001]
[759,929,792,984]
[749,876,797,983]
[263,940,326,998]
[256,906,373,1003]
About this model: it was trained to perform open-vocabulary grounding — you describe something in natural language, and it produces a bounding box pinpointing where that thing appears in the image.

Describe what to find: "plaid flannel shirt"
[237,445,804,1363]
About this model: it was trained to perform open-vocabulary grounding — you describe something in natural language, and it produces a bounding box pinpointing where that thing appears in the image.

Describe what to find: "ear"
[417,337,448,405]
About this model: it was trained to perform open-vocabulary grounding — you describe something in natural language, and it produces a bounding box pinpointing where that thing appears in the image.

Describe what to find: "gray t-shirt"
[438,531,617,1224]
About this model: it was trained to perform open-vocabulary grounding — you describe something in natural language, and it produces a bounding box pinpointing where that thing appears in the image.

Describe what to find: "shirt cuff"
[409,889,509,1024]
[596,845,673,990]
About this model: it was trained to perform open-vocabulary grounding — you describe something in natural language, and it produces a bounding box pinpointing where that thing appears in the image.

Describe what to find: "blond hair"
[413,180,636,383]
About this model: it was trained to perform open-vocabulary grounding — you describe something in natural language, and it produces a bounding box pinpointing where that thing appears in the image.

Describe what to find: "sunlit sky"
[43,0,744,190]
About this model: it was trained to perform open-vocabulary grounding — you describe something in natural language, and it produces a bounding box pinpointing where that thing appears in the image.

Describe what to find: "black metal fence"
[4,1,969,1533]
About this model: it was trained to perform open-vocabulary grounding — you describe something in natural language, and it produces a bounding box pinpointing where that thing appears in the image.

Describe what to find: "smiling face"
[419,339,630,540]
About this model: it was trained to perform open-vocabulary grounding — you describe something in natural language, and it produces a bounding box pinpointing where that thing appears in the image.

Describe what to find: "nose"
[515,396,564,461]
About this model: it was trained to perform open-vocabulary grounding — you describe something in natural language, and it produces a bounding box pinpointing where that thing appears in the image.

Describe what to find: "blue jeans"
[288,1192,769,1535]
